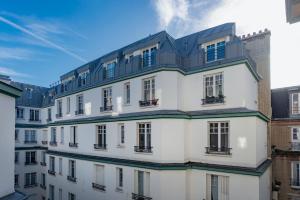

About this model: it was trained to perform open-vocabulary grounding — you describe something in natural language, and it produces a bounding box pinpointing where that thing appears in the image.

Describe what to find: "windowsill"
[204,152,232,157]
[75,113,84,116]
[94,148,108,152]
[134,151,153,155]
[139,105,158,109]
[202,102,225,107]
[123,103,131,107]
[100,110,113,114]
[291,185,300,190]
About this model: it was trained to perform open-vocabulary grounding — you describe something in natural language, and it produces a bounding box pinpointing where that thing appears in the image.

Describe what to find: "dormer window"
[142,46,157,67]
[292,93,300,115]
[103,61,116,80]
[26,88,33,99]
[206,41,225,62]
[78,71,89,87]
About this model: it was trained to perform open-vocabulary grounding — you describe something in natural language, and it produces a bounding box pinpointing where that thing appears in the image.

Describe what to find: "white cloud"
[0,16,87,62]
[0,66,31,78]
[153,0,300,88]
[0,47,33,60]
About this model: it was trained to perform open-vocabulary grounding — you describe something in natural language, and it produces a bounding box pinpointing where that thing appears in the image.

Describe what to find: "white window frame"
[70,126,77,144]
[292,127,300,142]
[76,94,84,113]
[134,170,150,197]
[116,167,123,190]
[59,157,63,175]
[206,174,229,200]
[96,125,106,147]
[137,122,151,148]
[66,97,71,114]
[118,123,125,147]
[95,164,105,186]
[16,107,24,119]
[142,77,155,101]
[291,161,300,187]
[49,156,55,172]
[57,99,63,116]
[68,160,76,178]
[204,72,224,98]
[102,87,113,108]
[60,127,64,144]
[59,188,63,200]
[208,121,230,152]
[292,93,300,115]
[51,128,57,143]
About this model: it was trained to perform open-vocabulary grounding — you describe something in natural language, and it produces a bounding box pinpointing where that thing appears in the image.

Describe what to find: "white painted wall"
[0,93,15,197]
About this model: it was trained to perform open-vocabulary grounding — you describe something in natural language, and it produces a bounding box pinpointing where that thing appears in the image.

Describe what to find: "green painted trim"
[15,146,48,151]
[48,111,269,127]
[0,81,22,98]
[55,59,259,99]
[46,150,271,176]
[16,123,48,129]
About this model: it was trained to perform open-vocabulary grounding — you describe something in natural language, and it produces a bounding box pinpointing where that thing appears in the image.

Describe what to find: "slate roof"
[0,191,28,200]
[13,23,257,108]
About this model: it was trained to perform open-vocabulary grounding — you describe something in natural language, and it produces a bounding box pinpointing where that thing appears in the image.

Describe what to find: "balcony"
[100,105,113,112]
[75,109,84,115]
[134,146,152,153]
[67,176,77,183]
[42,141,48,145]
[25,161,37,165]
[205,146,232,155]
[132,193,152,200]
[40,184,46,190]
[56,113,63,118]
[92,183,105,191]
[94,144,107,150]
[139,99,158,107]
[24,140,37,144]
[291,142,300,151]
[49,141,57,146]
[202,95,225,105]
[48,170,56,176]
[69,142,78,148]
[291,178,300,188]
[24,183,38,188]
[40,161,46,166]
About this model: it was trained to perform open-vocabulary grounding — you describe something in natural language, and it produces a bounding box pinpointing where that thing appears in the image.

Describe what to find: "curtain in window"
[96,165,104,185]
[218,175,229,200]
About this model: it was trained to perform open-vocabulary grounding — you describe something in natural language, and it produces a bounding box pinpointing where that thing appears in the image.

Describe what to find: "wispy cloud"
[0,47,33,60]
[0,15,87,62]
[0,66,31,78]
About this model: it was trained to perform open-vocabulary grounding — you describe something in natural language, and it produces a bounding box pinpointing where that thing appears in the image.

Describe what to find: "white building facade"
[13,23,271,200]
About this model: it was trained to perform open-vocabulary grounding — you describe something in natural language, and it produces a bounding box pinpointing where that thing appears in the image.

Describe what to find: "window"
[103,61,116,79]
[69,126,78,147]
[26,88,33,99]
[59,158,63,175]
[124,82,130,105]
[203,73,224,104]
[67,97,71,114]
[47,108,52,121]
[92,164,105,191]
[142,78,155,101]
[68,193,76,200]
[206,41,225,62]
[133,170,150,198]
[50,128,57,145]
[78,71,89,87]
[116,168,123,190]
[15,174,19,186]
[25,151,36,164]
[49,184,55,200]
[15,152,19,163]
[101,87,113,111]
[135,123,152,153]
[16,107,24,119]
[292,93,300,115]
[15,129,19,142]
[61,127,64,144]
[49,156,55,173]
[206,174,229,200]
[24,130,36,143]
[42,130,48,143]
[68,160,76,179]
[29,109,40,121]
[41,173,46,187]
[59,188,63,200]
[57,99,63,117]
[25,172,37,187]
[292,128,300,151]
[95,125,106,149]
[142,47,157,67]
[207,122,230,154]
[118,123,125,146]
[75,95,84,115]
[41,152,46,164]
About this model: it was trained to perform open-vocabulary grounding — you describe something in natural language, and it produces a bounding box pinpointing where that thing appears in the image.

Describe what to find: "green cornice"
[47,110,269,127]
[15,146,48,151]
[0,81,22,98]
[55,59,259,99]
[16,123,47,129]
[47,150,271,176]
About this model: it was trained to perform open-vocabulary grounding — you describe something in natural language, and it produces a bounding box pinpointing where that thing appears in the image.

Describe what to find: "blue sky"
[0,0,299,88]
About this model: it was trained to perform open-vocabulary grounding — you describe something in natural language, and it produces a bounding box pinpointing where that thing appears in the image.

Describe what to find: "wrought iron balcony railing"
[94,144,107,150]
[205,146,231,155]
[139,99,158,107]
[24,140,37,144]
[25,161,37,165]
[69,142,78,148]
[92,183,106,191]
[48,170,56,176]
[40,161,46,166]
[67,176,77,182]
[75,109,84,115]
[42,141,48,145]
[134,146,152,153]
[100,105,113,112]
[202,95,225,105]
[49,141,57,146]
[132,193,152,200]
